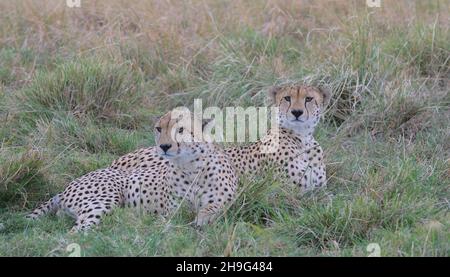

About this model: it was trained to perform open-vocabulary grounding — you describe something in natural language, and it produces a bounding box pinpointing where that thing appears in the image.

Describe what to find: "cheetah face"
[268,85,330,135]
[154,109,213,161]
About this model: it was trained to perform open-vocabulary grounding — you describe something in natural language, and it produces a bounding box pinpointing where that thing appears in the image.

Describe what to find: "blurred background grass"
[0,0,449,256]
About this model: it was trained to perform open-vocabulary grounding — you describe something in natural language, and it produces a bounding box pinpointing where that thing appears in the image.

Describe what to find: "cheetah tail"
[26,193,62,220]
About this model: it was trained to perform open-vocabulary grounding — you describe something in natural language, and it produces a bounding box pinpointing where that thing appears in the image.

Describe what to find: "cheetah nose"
[291,109,304,119]
[159,144,172,153]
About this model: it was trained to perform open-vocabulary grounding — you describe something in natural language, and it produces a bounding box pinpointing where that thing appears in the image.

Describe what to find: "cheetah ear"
[267,86,282,105]
[317,86,331,108]
[201,118,215,131]
[171,107,191,123]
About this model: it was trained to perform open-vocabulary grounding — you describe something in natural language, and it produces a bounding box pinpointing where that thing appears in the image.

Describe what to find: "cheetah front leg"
[301,164,327,191]
[194,202,224,226]
[285,156,308,188]
[193,180,236,227]
[286,150,327,192]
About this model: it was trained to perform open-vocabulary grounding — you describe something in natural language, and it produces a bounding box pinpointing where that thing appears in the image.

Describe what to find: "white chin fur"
[280,116,316,135]
[167,149,196,164]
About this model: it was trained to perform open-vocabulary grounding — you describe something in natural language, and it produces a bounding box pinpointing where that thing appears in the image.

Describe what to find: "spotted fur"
[26,168,127,232]
[112,84,330,192]
[226,84,330,191]
[27,110,238,231]
[147,110,238,225]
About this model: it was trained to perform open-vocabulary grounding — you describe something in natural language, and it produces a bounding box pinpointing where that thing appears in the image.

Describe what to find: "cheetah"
[225,84,330,191]
[142,109,238,225]
[111,84,330,192]
[27,109,237,230]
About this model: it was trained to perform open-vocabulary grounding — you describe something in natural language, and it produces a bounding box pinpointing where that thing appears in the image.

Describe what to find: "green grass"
[0,0,449,256]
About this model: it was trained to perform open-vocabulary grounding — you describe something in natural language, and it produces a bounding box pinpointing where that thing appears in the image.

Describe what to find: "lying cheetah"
[27,109,237,230]
[226,84,330,191]
[146,109,238,225]
[111,84,330,192]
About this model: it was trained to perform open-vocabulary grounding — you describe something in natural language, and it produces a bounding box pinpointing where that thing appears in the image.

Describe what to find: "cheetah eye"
[284,96,291,102]
[178,127,184,134]
[305,96,313,102]
[155,127,161,132]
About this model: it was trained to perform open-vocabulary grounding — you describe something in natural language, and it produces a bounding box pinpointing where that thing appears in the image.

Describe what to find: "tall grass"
[0,0,448,256]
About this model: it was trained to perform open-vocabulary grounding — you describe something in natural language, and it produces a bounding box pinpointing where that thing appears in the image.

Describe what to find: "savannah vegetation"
[0,0,449,256]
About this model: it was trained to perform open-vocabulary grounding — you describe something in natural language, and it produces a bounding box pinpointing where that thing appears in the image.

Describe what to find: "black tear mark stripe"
[164,116,171,137]
[283,94,292,113]
[305,98,311,119]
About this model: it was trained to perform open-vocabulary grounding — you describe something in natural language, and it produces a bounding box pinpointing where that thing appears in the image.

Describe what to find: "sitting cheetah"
[27,109,237,230]
[111,84,330,192]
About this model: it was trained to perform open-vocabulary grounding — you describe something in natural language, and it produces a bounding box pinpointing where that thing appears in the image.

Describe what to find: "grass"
[0,0,449,256]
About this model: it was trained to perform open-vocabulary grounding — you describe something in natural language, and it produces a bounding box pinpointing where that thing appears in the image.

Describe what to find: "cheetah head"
[268,84,331,136]
[154,109,214,162]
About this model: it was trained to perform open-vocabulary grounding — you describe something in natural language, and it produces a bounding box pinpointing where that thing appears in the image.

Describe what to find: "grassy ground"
[0,0,449,256]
